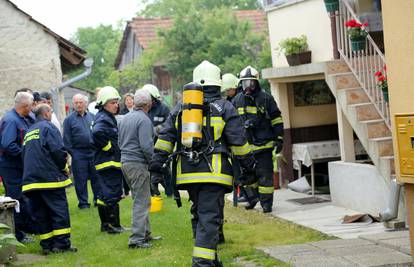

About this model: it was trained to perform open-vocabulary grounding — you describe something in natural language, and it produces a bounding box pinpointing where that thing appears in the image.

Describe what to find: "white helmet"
[96,86,121,106]
[142,84,160,100]
[221,73,239,92]
[239,66,259,81]
[193,60,222,87]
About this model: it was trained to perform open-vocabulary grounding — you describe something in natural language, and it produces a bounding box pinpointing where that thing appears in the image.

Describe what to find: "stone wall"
[0,0,62,117]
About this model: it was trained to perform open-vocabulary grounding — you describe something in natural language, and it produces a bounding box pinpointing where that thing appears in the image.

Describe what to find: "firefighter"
[92,86,127,234]
[221,73,240,102]
[149,60,256,266]
[232,66,283,213]
[22,104,76,254]
[143,84,172,197]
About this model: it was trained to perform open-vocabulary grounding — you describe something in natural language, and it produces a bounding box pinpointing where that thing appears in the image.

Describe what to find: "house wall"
[0,0,62,117]
[287,84,337,128]
[266,0,333,68]
[382,1,414,183]
[118,30,142,70]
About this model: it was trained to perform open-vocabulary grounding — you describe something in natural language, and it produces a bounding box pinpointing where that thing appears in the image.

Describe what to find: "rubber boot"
[105,205,122,234]
[97,205,108,232]
[113,203,129,232]
[244,187,259,210]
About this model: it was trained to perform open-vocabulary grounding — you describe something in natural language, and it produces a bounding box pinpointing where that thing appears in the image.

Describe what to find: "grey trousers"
[121,162,151,244]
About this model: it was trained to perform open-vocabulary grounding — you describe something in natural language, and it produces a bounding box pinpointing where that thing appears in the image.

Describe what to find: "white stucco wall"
[266,0,333,68]
[0,0,62,116]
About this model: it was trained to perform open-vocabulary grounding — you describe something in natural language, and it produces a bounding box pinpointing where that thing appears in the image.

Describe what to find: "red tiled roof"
[234,10,267,33]
[130,17,173,50]
[115,10,267,68]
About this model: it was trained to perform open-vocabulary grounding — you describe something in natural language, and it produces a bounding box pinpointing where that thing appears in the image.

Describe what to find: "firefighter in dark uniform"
[0,91,36,243]
[232,66,283,213]
[22,104,76,254]
[149,61,256,266]
[92,86,127,234]
[221,73,240,102]
[143,84,172,197]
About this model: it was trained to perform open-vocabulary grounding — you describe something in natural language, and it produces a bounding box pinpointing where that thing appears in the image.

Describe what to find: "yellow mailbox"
[395,114,414,183]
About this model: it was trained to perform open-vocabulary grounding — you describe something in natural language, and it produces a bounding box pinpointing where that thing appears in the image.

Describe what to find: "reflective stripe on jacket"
[22,118,71,192]
[232,89,283,153]
[152,96,251,192]
[92,110,122,171]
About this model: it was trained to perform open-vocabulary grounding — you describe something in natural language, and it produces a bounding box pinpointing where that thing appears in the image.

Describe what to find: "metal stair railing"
[335,0,390,129]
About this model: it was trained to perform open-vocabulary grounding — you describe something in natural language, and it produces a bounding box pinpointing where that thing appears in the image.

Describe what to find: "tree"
[140,0,261,17]
[70,24,123,92]
[157,7,271,86]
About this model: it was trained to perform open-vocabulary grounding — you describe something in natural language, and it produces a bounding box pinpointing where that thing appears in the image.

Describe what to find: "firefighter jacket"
[0,109,33,169]
[92,109,121,172]
[22,118,71,193]
[149,87,253,192]
[148,100,170,128]
[232,88,283,154]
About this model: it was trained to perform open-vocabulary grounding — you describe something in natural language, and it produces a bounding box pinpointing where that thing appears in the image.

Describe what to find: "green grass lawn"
[17,186,330,266]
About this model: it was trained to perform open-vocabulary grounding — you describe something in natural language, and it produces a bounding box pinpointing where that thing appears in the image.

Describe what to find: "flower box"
[350,36,366,51]
[285,51,312,66]
[324,0,339,12]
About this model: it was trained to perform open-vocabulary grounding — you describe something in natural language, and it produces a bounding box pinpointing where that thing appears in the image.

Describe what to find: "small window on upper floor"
[262,0,297,9]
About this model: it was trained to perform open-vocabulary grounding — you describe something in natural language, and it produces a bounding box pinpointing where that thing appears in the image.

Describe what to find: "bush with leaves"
[277,35,308,56]
[0,223,23,250]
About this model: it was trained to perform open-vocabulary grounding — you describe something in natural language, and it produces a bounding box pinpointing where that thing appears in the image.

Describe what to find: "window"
[293,80,335,106]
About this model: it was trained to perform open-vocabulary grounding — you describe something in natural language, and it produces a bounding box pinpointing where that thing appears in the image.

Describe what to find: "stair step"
[369,136,392,142]
[355,104,382,121]
[380,156,395,160]
[360,119,385,124]
[326,60,351,75]
[349,102,372,107]
[334,73,360,90]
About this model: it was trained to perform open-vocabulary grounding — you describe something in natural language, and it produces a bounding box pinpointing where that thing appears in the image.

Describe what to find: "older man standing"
[63,94,99,209]
[0,91,36,243]
[22,104,75,254]
[119,89,160,249]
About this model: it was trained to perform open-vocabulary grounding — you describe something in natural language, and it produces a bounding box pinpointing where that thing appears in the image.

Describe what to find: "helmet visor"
[242,80,256,92]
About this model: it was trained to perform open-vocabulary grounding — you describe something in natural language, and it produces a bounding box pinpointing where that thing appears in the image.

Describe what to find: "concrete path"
[228,189,412,266]
[233,189,387,239]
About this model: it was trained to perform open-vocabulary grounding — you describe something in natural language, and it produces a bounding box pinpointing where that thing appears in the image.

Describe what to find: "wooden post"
[330,12,340,59]
[405,183,414,257]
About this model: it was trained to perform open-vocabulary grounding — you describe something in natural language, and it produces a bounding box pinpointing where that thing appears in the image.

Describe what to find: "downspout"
[52,58,94,121]
[379,179,402,222]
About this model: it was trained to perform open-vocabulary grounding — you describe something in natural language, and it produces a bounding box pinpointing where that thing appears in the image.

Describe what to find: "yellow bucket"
[150,196,163,213]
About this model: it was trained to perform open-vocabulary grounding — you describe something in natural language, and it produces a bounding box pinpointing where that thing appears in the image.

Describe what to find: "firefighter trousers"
[188,183,225,267]
[96,168,123,206]
[246,150,274,210]
[25,188,71,250]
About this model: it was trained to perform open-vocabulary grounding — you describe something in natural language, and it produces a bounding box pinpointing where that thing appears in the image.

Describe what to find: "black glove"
[275,139,283,154]
[236,172,257,186]
[150,171,164,196]
[236,154,257,186]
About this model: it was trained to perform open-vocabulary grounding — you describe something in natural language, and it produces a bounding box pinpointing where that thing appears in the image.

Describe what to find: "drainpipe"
[379,179,402,222]
[52,58,94,121]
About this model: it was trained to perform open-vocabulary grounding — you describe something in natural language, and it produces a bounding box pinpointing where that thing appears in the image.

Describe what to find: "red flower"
[374,71,382,77]
[383,65,387,71]
[378,76,386,82]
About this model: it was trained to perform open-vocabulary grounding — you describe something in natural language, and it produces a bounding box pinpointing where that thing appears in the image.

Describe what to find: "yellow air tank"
[182,82,204,148]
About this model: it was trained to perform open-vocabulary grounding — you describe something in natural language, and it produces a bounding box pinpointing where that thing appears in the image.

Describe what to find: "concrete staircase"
[324,60,395,183]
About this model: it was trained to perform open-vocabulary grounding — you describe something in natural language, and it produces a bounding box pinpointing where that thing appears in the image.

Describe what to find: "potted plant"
[345,19,368,51]
[324,0,339,12]
[375,65,388,102]
[278,35,311,66]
